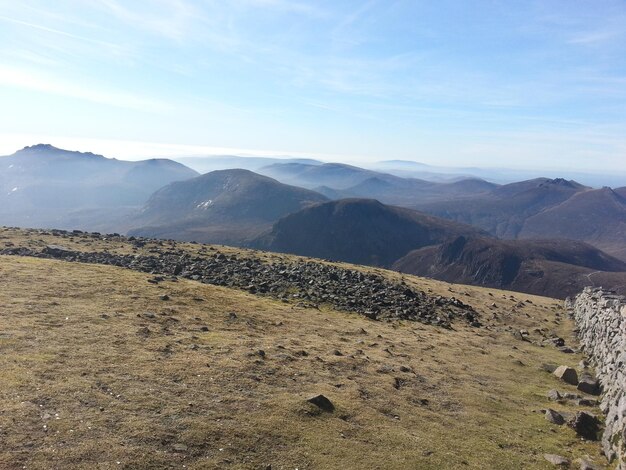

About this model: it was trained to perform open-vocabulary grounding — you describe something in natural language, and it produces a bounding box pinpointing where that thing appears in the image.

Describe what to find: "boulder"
[545,409,565,425]
[576,375,600,396]
[547,389,561,401]
[307,394,334,412]
[568,411,600,441]
[543,454,570,467]
[553,365,578,385]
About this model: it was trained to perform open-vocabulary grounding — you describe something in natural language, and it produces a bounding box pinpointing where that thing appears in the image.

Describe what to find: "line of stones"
[1,241,480,328]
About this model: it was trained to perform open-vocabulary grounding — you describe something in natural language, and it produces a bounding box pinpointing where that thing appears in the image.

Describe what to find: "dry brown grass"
[0,228,608,469]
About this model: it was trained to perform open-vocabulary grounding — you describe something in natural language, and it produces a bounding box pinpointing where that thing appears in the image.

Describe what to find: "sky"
[0,0,625,172]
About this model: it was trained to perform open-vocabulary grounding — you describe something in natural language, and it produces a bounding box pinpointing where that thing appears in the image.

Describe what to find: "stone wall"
[568,287,626,468]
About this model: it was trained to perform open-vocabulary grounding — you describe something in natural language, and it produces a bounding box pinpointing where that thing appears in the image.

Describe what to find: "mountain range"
[0,144,197,230]
[1,144,624,297]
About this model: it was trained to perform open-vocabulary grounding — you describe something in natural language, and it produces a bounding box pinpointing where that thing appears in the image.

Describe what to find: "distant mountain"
[393,236,626,298]
[519,187,626,261]
[174,155,322,174]
[128,169,328,245]
[315,176,497,207]
[258,162,382,190]
[261,162,498,206]
[0,144,198,230]
[415,178,588,238]
[251,198,485,267]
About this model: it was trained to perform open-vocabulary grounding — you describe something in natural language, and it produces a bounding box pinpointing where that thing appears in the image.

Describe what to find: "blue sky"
[0,0,625,171]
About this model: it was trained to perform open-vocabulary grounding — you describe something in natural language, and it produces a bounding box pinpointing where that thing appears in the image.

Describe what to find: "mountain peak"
[542,178,578,188]
[21,143,59,152]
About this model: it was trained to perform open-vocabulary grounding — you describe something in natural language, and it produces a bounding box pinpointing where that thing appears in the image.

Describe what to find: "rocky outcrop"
[0,229,480,328]
[568,287,626,468]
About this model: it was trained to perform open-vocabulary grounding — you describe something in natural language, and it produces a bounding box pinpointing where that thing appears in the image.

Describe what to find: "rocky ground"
[0,227,611,469]
[1,229,480,327]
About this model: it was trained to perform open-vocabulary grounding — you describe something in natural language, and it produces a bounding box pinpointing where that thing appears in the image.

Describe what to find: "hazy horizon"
[1,1,625,173]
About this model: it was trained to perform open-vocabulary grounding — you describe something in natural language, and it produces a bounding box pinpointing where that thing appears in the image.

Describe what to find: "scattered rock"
[512,330,529,342]
[3,236,482,328]
[543,454,570,467]
[576,375,600,396]
[576,398,598,407]
[547,389,561,401]
[568,411,600,440]
[172,443,188,453]
[577,458,600,470]
[545,409,565,425]
[541,363,558,373]
[553,365,578,385]
[307,394,334,412]
[137,327,151,338]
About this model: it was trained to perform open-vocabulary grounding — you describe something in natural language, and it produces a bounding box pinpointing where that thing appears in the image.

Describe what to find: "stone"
[568,411,600,441]
[541,363,558,373]
[576,375,600,396]
[553,365,578,385]
[547,389,561,401]
[575,398,598,407]
[307,394,334,412]
[543,454,570,467]
[576,458,600,470]
[172,443,188,452]
[544,409,565,425]
[512,330,529,341]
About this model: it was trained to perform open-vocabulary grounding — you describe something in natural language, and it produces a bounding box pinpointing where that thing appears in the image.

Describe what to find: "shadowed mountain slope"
[519,187,626,261]
[251,198,485,267]
[414,178,589,238]
[393,236,626,298]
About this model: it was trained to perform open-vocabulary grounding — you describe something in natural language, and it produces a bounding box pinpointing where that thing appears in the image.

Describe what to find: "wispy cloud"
[93,0,200,41]
[0,65,170,112]
[0,14,125,53]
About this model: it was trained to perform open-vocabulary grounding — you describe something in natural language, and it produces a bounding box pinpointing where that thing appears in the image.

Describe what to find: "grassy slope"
[0,228,606,469]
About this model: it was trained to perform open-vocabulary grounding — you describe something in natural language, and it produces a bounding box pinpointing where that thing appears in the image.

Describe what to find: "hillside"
[128,169,328,245]
[0,227,609,469]
[519,188,626,261]
[415,178,588,238]
[393,236,626,299]
[0,144,198,230]
[251,198,486,267]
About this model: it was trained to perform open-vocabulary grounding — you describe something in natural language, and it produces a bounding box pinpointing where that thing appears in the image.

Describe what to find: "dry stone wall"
[568,287,626,468]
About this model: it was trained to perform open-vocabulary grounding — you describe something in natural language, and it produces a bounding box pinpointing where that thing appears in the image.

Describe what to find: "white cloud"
[0,65,170,112]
